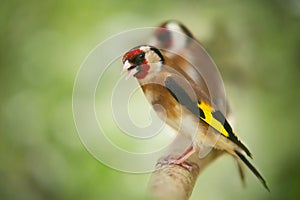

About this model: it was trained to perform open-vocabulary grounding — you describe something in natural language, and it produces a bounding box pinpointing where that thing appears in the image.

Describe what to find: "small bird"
[121,45,269,191]
[150,20,245,181]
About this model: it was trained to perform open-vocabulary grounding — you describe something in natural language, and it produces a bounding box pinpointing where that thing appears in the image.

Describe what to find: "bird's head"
[153,20,194,51]
[122,45,164,80]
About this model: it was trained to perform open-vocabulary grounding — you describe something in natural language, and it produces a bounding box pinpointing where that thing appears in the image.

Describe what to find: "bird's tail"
[234,150,270,192]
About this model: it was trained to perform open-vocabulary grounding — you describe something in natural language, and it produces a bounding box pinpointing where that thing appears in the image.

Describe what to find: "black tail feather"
[234,150,270,192]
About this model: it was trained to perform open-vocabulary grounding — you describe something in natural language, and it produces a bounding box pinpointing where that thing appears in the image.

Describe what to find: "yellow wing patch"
[197,101,229,137]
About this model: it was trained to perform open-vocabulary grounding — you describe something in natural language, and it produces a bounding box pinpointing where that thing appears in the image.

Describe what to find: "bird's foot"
[157,155,193,171]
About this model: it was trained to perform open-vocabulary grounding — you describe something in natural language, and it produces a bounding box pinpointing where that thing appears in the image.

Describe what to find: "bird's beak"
[122,60,138,80]
[122,60,131,72]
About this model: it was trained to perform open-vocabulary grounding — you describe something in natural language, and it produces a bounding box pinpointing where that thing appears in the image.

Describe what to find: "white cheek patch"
[146,51,159,62]
[144,52,163,76]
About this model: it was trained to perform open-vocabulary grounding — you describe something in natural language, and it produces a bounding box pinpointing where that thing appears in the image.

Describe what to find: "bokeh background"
[1,0,299,199]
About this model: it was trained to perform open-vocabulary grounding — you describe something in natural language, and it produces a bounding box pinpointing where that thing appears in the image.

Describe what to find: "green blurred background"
[1,0,299,199]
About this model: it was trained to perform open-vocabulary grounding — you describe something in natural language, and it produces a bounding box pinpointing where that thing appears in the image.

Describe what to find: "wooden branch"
[148,150,223,200]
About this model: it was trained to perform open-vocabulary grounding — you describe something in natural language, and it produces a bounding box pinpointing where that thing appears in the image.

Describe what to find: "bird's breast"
[141,83,208,140]
[141,84,181,125]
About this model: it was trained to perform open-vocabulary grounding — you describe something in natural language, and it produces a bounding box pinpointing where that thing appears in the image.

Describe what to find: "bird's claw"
[157,155,193,171]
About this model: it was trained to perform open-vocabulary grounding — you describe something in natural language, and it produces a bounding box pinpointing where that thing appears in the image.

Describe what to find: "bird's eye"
[138,52,145,59]
[133,52,145,64]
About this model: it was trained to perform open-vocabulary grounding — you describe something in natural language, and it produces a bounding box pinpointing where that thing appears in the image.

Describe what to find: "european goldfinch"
[150,21,248,182]
[121,45,269,191]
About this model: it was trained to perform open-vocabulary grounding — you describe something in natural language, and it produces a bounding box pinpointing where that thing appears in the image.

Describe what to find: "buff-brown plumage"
[122,23,269,191]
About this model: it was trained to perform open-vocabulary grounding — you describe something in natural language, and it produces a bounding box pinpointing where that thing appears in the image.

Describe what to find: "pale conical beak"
[122,60,138,80]
[122,60,131,72]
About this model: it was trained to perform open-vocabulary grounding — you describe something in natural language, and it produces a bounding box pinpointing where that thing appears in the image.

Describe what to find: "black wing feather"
[165,76,251,157]
[165,76,269,191]
[165,76,204,118]
[212,111,252,157]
